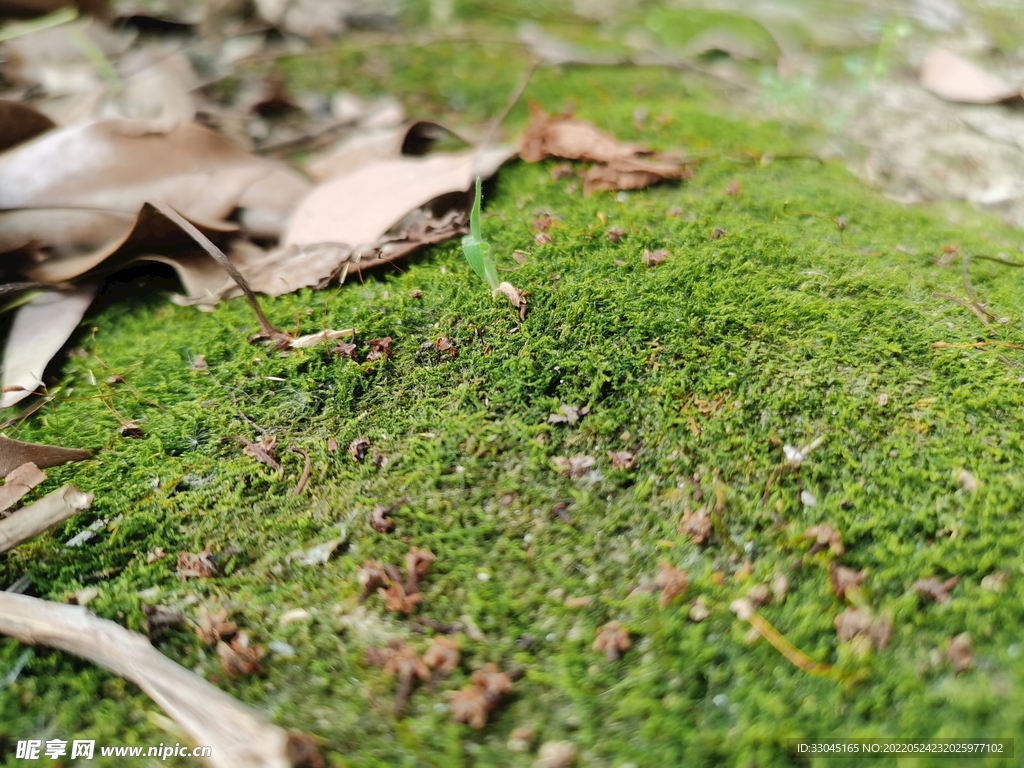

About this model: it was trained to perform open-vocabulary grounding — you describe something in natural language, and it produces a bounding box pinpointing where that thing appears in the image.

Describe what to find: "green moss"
[3,19,1024,768]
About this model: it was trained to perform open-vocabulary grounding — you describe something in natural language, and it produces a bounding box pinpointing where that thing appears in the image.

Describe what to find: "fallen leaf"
[0,100,56,153]
[552,454,596,480]
[913,575,960,604]
[518,103,689,196]
[143,603,185,643]
[435,336,456,357]
[0,286,99,408]
[356,559,389,599]
[404,546,436,592]
[607,450,637,470]
[606,227,626,242]
[747,583,771,607]
[288,328,355,349]
[547,404,590,425]
[654,560,688,607]
[804,524,845,556]
[947,632,973,672]
[448,683,491,729]
[679,508,712,545]
[593,621,631,661]
[829,563,867,600]
[564,595,592,608]
[422,635,460,675]
[235,434,281,477]
[177,545,217,580]
[292,537,344,566]
[380,639,430,713]
[471,662,513,702]
[146,547,167,564]
[119,420,144,438]
[378,581,423,614]
[349,436,370,462]
[195,605,238,646]
[689,597,710,622]
[217,631,264,676]
[365,337,392,363]
[981,571,1008,593]
[0,462,46,513]
[834,607,891,654]
[370,502,398,532]
[834,606,872,642]
[327,437,339,452]
[284,146,513,248]
[495,281,527,320]
[533,740,578,768]
[920,46,1020,104]
[507,725,535,753]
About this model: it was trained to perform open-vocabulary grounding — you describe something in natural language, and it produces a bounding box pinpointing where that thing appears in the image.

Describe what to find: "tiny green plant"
[461,177,499,291]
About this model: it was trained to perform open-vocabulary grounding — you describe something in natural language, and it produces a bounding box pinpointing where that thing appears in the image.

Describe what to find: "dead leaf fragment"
[365,337,392,363]
[955,468,978,492]
[177,546,217,580]
[533,740,578,768]
[829,563,867,600]
[606,227,626,242]
[834,607,872,642]
[349,436,370,462]
[195,606,238,646]
[552,454,596,481]
[913,576,960,604]
[689,597,710,622]
[0,462,46,513]
[920,46,1020,105]
[422,636,460,675]
[642,248,670,267]
[804,524,845,556]
[448,662,513,728]
[496,281,527,320]
[547,404,590,425]
[607,450,637,470]
[679,508,712,545]
[370,499,405,533]
[404,546,435,592]
[947,632,973,672]
[593,621,631,661]
[146,547,167,564]
[981,571,1009,593]
[217,631,264,677]
[378,581,422,614]
[834,607,890,654]
[143,603,185,643]
[357,559,389,599]
[654,561,688,607]
[380,639,430,713]
[119,420,144,438]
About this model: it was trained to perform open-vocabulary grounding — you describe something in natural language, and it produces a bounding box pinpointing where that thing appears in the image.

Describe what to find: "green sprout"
[461,177,499,291]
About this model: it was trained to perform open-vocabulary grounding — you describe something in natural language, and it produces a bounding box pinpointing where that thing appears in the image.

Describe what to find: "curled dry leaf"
[947,632,973,672]
[143,604,185,643]
[436,336,456,358]
[0,462,46,513]
[607,450,637,470]
[518,103,689,196]
[593,621,631,661]
[642,248,669,267]
[955,468,978,492]
[834,608,892,654]
[679,508,712,545]
[495,282,527,320]
[217,631,265,677]
[552,454,596,481]
[380,639,430,713]
[913,576,960,604]
[365,337,392,363]
[378,582,423,614]
[654,561,688,607]
[448,662,513,728]
[547,404,590,425]
[357,559,389,599]
[177,545,217,580]
[147,547,167,564]
[422,635,460,675]
[606,227,626,242]
[804,524,845,556]
[829,563,867,601]
[404,546,436,592]
[195,606,238,646]
[349,436,370,462]
[119,420,144,438]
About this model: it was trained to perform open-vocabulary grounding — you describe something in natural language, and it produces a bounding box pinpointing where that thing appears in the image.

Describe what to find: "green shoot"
[461,177,499,291]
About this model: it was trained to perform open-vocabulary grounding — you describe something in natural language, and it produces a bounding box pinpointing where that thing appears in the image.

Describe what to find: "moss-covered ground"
[3,13,1024,768]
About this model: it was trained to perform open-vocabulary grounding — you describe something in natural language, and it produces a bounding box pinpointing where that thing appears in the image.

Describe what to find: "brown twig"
[933,292,991,327]
[151,202,288,344]
[289,444,311,495]
[225,435,283,479]
[0,485,92,553]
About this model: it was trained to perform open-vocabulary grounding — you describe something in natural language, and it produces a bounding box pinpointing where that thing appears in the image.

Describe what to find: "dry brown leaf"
[654,560,688,607]
[0,286,98,408]
[679,507,712,545]
[404,546,436,592]
[379,639,430,712]
[448,683,491,729]
[834,606,872,642]
[217,631,265,677]
[422,635,460,675]
[472,663,513,702]
[607,450,637,470]
[689,597,710,622]
[606,227,626,242]
[834,607,891,654]
[253,0,348,38]
[349,435,370,462]
[0,435,89,478]
[378,582,423,614]
[370,502,396,532]
[284,146,513,248]
[195,605,238,646]
[365,337,392,363]
[356,559,389,599]
[0,120,275,253]
[547,404,589,425]
[142,603,185,643]
[0,461,46,513]
[177,545,217,580]
[0,100,55,153]
[913,575,960,604]
[829,563,867,600]
[495,281,527,320]
[593,621,631,661]
[552,454,596,481]
[920,46,1021,104]
[947,632,973,672]
[804,523,845,556]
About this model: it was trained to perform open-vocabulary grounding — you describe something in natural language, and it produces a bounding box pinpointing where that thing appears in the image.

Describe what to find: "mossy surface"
[3,16,1024,768]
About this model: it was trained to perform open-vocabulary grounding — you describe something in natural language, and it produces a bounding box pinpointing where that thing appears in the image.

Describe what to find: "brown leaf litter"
[0,461,46,514]
[829,563,867,600]
[552,454,596,481]
[804,523,845,556]
[217,631,265,677]
[448,663,513,728]
[195,605,239,646]
[142,603,185,643]
[947,632,973,672]
[422,635,460,675]
[593,621,631,661]
[642,248,669,267]
[913,575,960,604]
[177,545,217,580]
[349,435,371,462]
[370,499,407,533]
[367,639,431,714]
[834,607,892,655]
[654,561,688,607]
[679,507,713,545]
[607,450,637,470]
[518,102,692,196]
[375,547,436,614]
[547,403,589,425]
